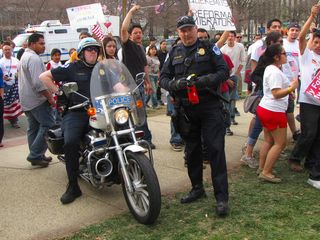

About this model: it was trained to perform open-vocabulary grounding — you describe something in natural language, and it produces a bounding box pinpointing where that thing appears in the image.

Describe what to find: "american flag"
[91,24,105,41]
[4,80,23,120]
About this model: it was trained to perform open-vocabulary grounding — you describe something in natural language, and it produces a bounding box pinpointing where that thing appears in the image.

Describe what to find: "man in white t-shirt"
[289,4,320,189]
[0,44,23,128]
[250,19,282,72]
[283,22,301,141]
[221,31,246,125]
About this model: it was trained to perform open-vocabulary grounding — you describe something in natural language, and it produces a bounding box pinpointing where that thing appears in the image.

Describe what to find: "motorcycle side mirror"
[62,82,78,96]
[133,72,146,93]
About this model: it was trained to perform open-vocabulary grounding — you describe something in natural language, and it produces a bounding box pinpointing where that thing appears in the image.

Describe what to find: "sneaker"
[231,119,238,125]
[241,144,247,155]
[240,155,258,169]
[226,128,233,136]
[307,179,320,190]
[171,143,183,152]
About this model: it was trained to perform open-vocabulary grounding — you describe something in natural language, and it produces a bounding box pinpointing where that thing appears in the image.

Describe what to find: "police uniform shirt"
[51,61,92,106]
[160,40,229,102]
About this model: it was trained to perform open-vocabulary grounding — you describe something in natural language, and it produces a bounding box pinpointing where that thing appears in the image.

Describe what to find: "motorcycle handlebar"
[68,100,90,110]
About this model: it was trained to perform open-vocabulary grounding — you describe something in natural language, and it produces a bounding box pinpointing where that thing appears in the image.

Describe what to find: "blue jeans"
[167,94,174,115]
[137,86,153,143]
[145,75,158,108]
[247,115,263,146]
[170,106,183,144]
[25,101,55,160]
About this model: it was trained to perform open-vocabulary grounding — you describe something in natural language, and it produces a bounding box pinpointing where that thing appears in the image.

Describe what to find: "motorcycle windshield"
[90,59,146,127]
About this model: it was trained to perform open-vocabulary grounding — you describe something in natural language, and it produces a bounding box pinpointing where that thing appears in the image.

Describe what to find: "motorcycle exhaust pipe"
[95,158,113,177]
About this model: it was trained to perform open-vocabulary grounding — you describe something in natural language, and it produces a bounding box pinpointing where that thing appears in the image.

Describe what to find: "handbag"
[243,93,262,114]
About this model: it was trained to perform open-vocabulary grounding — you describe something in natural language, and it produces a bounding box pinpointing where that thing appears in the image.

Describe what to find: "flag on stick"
[155,2,165,14]
[91,24,104,41]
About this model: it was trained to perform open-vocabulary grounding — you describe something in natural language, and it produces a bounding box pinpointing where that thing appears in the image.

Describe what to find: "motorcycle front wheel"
[121,152,161,225]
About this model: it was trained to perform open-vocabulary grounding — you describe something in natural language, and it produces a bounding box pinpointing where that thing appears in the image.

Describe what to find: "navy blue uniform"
[159,39,229,202]
[51,61,93,184]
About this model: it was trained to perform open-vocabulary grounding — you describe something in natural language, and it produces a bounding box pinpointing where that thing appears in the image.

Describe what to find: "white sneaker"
[240,155,258,169]
[307,179,320,190]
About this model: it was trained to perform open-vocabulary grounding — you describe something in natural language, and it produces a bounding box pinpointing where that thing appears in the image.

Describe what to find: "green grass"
[64,149,320,240]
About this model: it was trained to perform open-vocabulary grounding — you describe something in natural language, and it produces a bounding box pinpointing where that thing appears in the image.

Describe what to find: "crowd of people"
[0,3,320,216]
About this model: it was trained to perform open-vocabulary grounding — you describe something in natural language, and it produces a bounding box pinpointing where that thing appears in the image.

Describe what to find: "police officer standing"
[159,16,230,216]
[40,38,100,204]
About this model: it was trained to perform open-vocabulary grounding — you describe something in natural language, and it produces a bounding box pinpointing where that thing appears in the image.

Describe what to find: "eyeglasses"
[236,36,242,39]
[85,46,99,52]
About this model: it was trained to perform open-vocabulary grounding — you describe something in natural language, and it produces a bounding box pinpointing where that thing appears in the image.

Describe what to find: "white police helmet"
[77,37,101,55]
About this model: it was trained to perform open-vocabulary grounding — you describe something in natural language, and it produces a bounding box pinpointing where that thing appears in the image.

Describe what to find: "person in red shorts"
[256,44,298,183]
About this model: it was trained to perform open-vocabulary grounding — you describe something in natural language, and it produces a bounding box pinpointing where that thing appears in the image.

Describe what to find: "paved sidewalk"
[0,100,257,240]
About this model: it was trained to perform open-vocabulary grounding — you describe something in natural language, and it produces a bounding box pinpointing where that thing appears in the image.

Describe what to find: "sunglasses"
[236,36,242,39]
[85,46,99,52]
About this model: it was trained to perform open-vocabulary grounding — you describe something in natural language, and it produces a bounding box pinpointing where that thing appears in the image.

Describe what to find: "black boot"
[60,182,82,204]
[215,201,229,217]
[180,185,206,204]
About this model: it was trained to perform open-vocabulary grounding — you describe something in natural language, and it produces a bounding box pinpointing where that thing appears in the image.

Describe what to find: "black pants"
[183,101,229,202]
[290,103,320,180]
[62,111,89,183]
[0,97,3,143]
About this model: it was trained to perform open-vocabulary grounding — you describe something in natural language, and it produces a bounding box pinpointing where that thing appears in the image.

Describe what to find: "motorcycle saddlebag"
[46,126,64,155]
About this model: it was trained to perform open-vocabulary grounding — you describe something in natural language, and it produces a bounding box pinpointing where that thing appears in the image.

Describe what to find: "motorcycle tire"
[121,152,161,225]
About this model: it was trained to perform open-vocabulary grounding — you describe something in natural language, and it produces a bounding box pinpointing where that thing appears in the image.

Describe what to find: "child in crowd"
[46,48,62,70]
[145,44,160,109]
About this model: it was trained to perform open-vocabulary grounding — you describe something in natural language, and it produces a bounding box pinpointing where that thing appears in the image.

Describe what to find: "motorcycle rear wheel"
[121,152,161,224]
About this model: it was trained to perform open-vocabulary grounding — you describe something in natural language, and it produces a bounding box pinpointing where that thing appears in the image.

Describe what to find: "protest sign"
[188,0,236,31]
[67,3,105,26]
[305,70,320,102]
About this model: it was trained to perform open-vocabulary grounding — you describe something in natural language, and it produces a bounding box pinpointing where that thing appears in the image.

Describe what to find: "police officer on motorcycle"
[159,16,230,216]
[40,38,100,204]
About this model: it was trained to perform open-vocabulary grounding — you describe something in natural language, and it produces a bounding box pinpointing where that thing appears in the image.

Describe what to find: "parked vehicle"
[13,18,120,63]
[46,59,161,224]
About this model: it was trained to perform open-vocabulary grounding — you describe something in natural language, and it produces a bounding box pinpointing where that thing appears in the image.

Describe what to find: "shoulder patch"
[212,45,221,56]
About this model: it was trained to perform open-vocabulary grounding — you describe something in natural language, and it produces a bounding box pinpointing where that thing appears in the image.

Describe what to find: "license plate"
[107,95,132,107]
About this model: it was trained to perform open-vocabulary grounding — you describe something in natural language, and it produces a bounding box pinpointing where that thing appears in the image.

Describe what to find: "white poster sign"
[67,3,105,26]
[188,0,236,31]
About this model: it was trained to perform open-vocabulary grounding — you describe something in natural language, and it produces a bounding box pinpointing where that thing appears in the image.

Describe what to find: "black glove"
[168,78,188,91]
[196,73,220,89]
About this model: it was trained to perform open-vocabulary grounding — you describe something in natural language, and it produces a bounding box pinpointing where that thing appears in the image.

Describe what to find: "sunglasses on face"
[85,46,99,52]
[236,36,242,39]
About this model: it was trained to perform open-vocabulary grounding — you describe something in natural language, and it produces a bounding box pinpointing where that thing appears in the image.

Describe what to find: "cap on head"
[177,16,196,29]
[77,37,100,55]
[288,22,300,30]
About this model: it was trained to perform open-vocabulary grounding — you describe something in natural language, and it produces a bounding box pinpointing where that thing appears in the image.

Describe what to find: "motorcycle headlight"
[114,109,129,125]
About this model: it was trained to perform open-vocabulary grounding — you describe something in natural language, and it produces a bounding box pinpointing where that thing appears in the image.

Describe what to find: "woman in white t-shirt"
[256,44,298,183]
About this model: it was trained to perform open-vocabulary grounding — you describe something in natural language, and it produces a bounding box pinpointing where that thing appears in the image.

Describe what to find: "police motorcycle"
[46,59,161,224]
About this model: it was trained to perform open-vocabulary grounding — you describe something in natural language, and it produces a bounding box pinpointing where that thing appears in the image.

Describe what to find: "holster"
[172,100,192,139]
